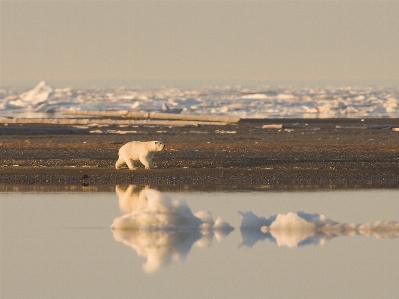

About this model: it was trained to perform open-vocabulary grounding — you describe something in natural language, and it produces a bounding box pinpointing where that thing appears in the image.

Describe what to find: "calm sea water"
[1,186,399,299]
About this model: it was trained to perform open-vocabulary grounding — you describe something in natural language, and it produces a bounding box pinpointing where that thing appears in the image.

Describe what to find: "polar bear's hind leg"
[139,155,151,169]
[125,159,136,170]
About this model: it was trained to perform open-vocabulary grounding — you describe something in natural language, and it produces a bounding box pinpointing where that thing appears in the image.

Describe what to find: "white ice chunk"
[241,93,268,100]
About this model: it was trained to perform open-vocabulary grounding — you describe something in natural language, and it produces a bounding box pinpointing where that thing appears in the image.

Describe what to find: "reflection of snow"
[112,186,399,272]
[112,227,203,273]
[111,187,233,273]
[240,211,399,248]
[115,185,150,213]
[358,221,399,238]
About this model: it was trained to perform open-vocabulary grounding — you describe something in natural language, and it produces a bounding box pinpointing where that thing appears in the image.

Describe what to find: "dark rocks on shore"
[1,118,399,189]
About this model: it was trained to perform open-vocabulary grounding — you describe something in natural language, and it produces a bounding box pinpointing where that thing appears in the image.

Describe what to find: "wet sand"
[1,118,399,190]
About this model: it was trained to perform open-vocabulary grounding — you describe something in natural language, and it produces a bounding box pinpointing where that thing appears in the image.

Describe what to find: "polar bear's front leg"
[148,153,155,168]
[115,157,125,169]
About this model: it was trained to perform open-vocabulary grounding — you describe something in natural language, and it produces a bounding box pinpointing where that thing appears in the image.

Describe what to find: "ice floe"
[112,187,233,232]
[239,211,399,248]
[111,186,399,273]
[1,82,398,118]
[111,187,233,273]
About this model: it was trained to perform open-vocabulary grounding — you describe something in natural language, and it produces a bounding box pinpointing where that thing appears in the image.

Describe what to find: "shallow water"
[1,186,399,299]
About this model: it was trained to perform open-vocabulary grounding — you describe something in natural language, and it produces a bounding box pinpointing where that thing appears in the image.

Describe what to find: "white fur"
[115,141,164,170]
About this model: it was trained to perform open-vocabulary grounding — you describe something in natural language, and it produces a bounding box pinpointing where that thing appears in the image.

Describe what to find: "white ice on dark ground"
[239,211,399,248]
[111,186,399,273]
[112,187,233,233]
[111,187,233,273]
[1,81,398,118]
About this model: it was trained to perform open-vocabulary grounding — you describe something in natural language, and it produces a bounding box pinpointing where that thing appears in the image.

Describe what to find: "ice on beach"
[111,187,233,273]
[112,189,200,230]
[111,186,399,273]
[112,187,233,232]
[239,211,399,248]
[1,82,398,119]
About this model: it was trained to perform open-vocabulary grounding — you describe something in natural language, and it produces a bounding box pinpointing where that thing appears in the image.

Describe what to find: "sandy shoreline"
[1,118,399,189]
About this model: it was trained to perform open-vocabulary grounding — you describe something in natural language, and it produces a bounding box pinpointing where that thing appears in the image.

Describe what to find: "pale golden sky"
[1,0,398,88]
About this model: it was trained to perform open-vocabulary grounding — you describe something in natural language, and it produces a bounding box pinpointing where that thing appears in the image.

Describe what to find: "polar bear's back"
[119,141,147,159]
[119,141,158,159]
[120,141,143,149]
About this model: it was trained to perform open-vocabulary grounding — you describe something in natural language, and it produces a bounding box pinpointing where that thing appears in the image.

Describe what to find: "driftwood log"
[63,110,240,123]
[0,117,228,127]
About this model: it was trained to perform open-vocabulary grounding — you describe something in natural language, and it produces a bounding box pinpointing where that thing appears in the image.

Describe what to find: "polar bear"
[115,141,165,170]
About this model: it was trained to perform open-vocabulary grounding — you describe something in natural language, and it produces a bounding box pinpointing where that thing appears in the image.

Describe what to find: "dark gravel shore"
[1,118,399,190]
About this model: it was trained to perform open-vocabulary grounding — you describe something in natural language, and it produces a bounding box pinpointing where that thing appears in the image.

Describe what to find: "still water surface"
[1,186,398,299]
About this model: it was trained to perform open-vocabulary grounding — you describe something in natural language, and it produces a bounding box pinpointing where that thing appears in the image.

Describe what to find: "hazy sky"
[1,0,398,88]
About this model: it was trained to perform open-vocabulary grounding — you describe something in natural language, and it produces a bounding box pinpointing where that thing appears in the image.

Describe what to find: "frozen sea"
[1,81,399,119]
[1,185,399,299]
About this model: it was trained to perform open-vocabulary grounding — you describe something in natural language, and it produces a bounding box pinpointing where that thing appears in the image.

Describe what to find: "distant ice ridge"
[1,81,398,118]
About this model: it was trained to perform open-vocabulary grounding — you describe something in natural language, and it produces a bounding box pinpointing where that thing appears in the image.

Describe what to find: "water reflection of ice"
[112,185,233,273]
[239,211,399,248]
[115,184,150,213]
[111,186,399,273]
[112,228,203,273]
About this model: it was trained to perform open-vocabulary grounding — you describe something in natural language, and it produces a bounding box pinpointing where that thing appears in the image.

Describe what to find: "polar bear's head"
[150,141,165,152]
